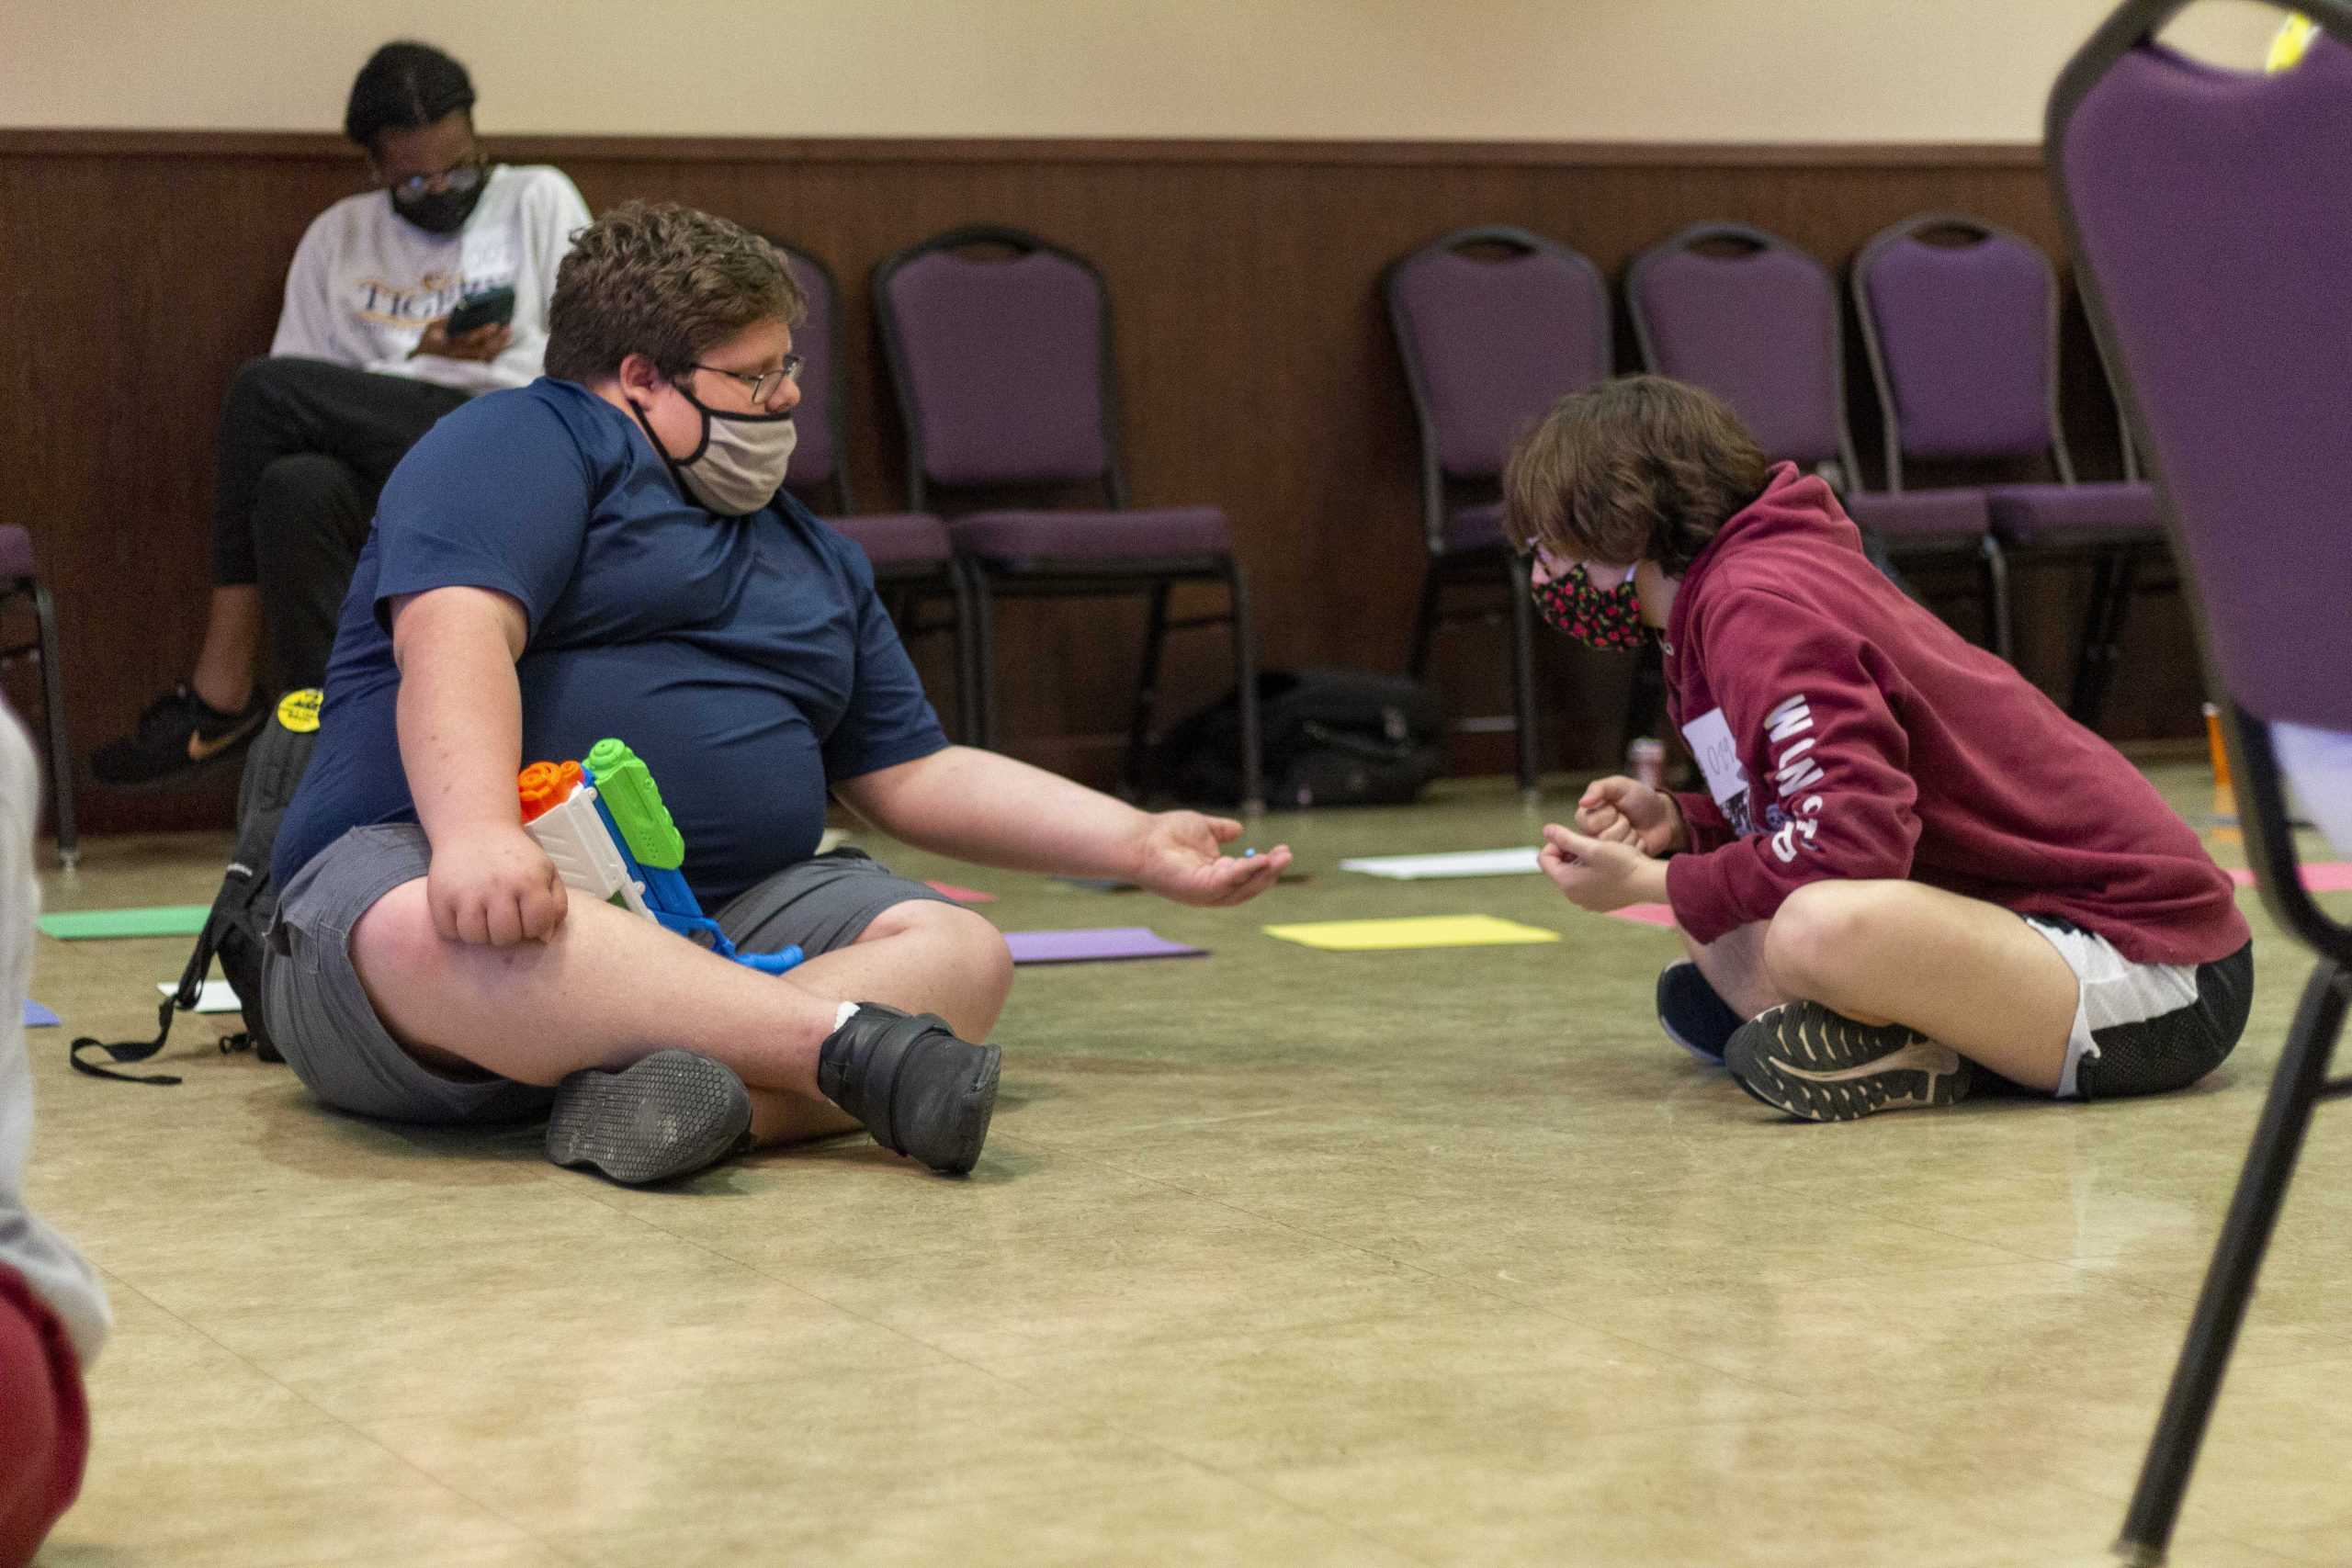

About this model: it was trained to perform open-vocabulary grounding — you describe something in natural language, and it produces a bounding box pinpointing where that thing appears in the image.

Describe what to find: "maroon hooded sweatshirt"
[1660,464,2247,966]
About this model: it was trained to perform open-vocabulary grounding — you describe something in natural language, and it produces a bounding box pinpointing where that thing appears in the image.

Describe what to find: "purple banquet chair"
[770,240,978,742]
[1385,226,1615,794]
[1626,222,2009,656]
[2052,5,2352,1559]
[873,226,1261,811]
[0,525,75,866]
[1853,212,2167,723]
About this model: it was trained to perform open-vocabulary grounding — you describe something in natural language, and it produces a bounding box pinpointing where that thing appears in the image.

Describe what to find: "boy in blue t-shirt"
[265,201,1291,1186]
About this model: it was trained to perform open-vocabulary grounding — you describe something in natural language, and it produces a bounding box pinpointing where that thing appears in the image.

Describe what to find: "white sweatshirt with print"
[270,164,590,395]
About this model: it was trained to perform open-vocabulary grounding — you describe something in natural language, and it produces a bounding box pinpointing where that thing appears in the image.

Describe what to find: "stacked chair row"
[1387,215,2171,791]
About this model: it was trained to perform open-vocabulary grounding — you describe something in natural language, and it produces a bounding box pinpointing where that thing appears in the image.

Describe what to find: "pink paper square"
[2228,862,2352,893]
[923,880,999,904]
[1608,902,1679,929]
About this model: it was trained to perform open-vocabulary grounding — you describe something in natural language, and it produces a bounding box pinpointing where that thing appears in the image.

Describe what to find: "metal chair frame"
[2048,6,2352,1556]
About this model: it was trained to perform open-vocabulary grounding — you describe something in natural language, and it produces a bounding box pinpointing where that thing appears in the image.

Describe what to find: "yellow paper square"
[1261,914,1563,952]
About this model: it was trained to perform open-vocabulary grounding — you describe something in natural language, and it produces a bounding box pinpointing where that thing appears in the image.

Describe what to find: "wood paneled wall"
[0,133,2201,834]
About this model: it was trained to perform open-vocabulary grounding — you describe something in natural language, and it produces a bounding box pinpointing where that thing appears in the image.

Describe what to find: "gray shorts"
[261,823,960,1126]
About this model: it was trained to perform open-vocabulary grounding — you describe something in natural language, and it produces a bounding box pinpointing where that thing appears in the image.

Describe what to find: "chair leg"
[1980,536,2016,665]
[2069,551,2122,724]
[30,581,76,869]
[1225,558,1264,817]
[2076,547,2143,731]
[965,562,1000,751]
[944,561,982,746]
[1502,553,1541,797]
[2115,959,2349,1566]
[1119,582,1172,801]
[1406,563,1444,681]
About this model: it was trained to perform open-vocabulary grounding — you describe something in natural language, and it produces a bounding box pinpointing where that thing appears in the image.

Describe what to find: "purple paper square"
[1003,927,1206,964]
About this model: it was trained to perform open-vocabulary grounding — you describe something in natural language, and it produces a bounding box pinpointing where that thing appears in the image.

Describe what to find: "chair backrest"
[1853,213,2070,489]
[2050,0,2352,956]
[1384,226,1611,552]
[873,225,1119,511]
[770,239,851,513]
[1626,222,1860,484]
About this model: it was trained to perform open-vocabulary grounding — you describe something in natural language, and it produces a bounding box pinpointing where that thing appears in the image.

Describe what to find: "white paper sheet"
[156,978,243,1014]
[1336,848,1543,880]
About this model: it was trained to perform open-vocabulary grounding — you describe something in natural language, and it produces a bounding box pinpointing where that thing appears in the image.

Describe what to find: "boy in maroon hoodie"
[1508,377,2252,1122]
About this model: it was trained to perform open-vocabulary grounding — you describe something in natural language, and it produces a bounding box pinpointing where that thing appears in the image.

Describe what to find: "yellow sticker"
[275,688,322,734]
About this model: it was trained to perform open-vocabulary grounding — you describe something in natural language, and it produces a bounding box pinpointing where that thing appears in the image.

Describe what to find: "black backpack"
[1152,669,1445,809]
[70,690,322,1085]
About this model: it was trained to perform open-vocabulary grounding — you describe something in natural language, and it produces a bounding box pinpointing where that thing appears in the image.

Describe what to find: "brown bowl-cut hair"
[1502,375,1770,575]
[544,200,805,387]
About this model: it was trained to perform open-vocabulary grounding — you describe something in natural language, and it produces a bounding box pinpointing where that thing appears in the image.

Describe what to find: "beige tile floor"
[16,762,2348,1567]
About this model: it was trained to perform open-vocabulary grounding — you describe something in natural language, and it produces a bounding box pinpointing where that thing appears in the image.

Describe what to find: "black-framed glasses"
[387,155,489,204]
[692,355,804,407]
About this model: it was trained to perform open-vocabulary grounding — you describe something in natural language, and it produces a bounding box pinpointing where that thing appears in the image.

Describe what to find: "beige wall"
[2,0,2285,141]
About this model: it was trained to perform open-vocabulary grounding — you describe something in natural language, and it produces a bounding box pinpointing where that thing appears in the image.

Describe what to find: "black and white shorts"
[2022,917,2254,1100]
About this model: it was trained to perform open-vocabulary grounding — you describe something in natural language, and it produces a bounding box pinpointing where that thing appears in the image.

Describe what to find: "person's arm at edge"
[389,586,566,945]
[833,745,1290,908]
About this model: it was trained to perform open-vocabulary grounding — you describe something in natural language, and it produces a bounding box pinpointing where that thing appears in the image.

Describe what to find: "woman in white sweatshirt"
[92,41,588,790]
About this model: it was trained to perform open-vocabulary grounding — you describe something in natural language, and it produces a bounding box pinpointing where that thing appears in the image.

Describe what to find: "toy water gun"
[517,738,803,974]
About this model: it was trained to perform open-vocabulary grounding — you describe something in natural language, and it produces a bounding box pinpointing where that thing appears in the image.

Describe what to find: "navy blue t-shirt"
[273,378,947,905]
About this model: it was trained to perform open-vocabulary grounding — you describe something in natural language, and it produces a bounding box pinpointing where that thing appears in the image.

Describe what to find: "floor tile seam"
[560,1475,1442,1568]
[1086,1166,1544,1295]
[1870,1407,2352,1542]
[1736,1178,2083,1268]
[1077,1387,1871,1478]
[1463,1292,1815,1403]
[333,1418,595,1563]
[819,1286,1501,1382]
[80,1263,363,1437]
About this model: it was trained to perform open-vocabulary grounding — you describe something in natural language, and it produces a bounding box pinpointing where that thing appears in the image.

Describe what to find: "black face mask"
[392,182,485,235]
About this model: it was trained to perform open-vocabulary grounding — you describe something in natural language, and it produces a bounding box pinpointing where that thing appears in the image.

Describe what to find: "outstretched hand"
[1131,811,1292,907]
[1538,822,1665,913]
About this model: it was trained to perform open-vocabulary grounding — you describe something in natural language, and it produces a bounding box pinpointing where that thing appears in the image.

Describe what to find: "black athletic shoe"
[545,1050,755,1185]
[1724,1001,1974,1122]
[817,1003,1001,1175]
[90,683,268,788]
[1657,961,1744,1066]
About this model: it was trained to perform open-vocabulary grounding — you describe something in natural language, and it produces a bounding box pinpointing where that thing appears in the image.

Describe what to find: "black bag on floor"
[70,690,323,1085]
[1154,669,1444,809]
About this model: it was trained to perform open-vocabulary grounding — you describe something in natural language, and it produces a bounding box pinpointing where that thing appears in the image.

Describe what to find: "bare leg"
[1683,920,1787,1021]
[1758,879,2079,1092]
[351,886,1015,1147]
[188,586,263,713]
[741,899,1013,1145]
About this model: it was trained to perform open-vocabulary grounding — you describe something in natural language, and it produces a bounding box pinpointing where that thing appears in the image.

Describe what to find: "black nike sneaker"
[91,684,268,788]
[1724,1001,1974,1122]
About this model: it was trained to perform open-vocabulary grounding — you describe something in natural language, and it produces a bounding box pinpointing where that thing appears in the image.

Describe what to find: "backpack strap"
[67,866,260,1086]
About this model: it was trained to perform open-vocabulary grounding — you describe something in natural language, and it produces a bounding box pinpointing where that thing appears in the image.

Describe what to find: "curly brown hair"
[1501,375,1770,575]
[544,200,805,386]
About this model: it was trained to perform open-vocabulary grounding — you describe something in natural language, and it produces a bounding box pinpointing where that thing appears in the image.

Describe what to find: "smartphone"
[445,284,516,336]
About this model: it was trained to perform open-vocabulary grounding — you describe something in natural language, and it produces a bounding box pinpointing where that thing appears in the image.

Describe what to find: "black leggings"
[210,356,469,693]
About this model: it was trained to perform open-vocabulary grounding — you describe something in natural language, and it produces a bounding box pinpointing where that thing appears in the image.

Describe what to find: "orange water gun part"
[516,760,583,824]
